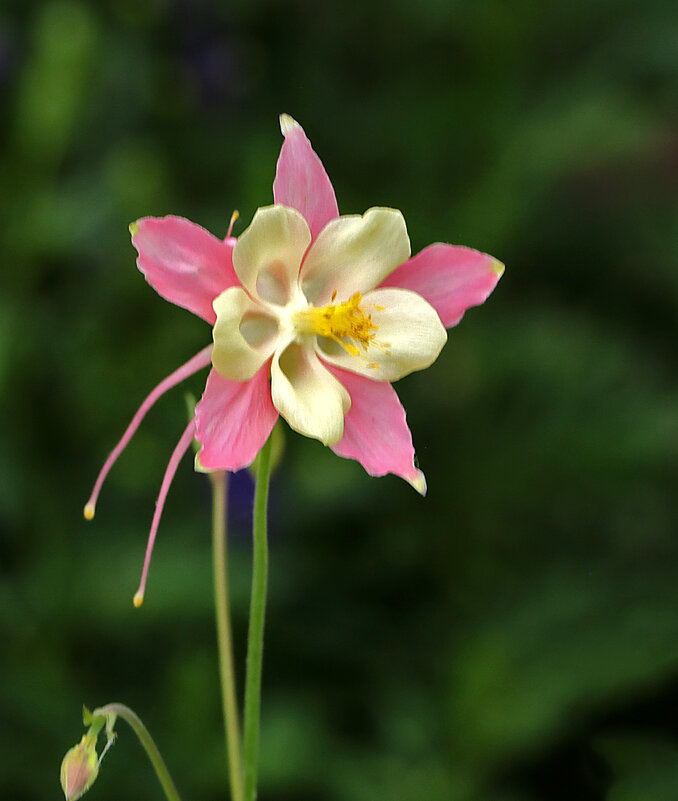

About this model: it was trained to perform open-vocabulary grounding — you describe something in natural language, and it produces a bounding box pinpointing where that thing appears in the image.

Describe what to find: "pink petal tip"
[407,469,427,496]
[273,115,339,241]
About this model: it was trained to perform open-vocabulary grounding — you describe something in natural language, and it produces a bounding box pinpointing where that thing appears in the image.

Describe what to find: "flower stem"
[94,703,182,801]
[210,470,244,801]
[242,435,274,801]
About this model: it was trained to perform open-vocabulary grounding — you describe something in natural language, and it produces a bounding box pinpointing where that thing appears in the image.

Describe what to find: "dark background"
[2,1,678,799]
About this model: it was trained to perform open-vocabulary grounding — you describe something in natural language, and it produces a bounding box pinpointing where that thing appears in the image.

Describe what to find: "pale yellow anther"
[83,503,95,521]
[133,591,144,608]
[292,292,389,369]
[227,210,240,239]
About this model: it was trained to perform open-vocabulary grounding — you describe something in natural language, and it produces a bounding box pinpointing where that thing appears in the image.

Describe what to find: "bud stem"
[210,471,244,801]
[93,703,182,801]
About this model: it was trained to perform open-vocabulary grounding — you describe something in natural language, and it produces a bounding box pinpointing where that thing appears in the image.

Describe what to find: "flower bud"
[60,735,99,800]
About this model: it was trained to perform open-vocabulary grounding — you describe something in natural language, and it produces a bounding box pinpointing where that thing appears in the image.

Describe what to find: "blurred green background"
[2,0,678,799]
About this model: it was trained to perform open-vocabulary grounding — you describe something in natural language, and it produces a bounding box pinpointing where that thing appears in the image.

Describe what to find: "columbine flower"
[85,114,503,604]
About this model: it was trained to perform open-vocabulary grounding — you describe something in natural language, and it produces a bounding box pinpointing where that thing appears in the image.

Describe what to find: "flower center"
[292,291,389,368]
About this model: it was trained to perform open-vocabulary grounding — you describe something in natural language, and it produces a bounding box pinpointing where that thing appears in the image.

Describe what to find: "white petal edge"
[271,342,351,446]
[212,287,280,381]
[232,205,311,306]
[316,287,447,382]
[299,207,411,305]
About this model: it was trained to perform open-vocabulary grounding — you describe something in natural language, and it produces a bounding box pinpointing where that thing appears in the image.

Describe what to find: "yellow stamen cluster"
[293,291,389,368]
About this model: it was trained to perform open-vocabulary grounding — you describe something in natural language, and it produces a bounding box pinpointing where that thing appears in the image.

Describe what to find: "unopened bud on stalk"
[60,707,116,800]
[60,734,99,800]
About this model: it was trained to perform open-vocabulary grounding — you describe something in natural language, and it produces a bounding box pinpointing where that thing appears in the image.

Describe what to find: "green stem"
[210,470,244,801]
[242,435,274,801]
[94,703,182,801]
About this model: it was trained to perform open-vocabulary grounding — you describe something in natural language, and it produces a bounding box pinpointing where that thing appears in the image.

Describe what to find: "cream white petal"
[315,287,447,382]
[271,342,351,446]
[232,205,311,306]
[299,207,411,305]
[212,287,280,381]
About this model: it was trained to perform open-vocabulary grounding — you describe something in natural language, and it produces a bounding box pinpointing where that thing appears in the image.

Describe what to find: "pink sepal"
[380,243,503,328]
[195,366,279,471]
[273,116,339,241]
[132,216,238,324]
[327,366,425,492]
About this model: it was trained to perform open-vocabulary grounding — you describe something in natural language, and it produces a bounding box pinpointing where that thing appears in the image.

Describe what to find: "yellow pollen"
[83,503,95,521]
[293,292,390,368]
[133,591,144,608]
